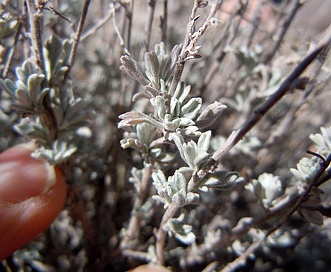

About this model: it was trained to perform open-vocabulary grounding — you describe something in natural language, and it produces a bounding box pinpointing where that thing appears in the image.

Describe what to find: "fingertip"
[129,264,172,272]
[0,145,67,261]
[0,143,57,203]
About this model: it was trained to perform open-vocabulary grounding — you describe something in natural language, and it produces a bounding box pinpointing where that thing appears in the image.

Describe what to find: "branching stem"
[155,202,180,265]
[221,152,331,272]
[202,38,331,174]
[121,165,153,250]
[168,0,221,96]
[263,0,303,64]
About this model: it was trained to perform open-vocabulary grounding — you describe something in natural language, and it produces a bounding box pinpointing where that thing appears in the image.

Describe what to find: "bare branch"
[221,152,331,272]
[155,202,181,265]
[168,0,222,96]
[62,0,92,84]
[144,0,156,52]
[263,0,303,64]
[206,38,330,170]
[2,22,21,78]
[120,165,153,250]
[26,0,46,74]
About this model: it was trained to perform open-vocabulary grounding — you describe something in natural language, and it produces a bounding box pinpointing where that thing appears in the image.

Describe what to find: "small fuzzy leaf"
[27,74,45,106]
[37,88,49,105]
[145,51,160,88]
[52,106,64,127]
[44,35,64,77]
[15,88,32,108]
[173,83,191,104]
[186,192,199,204]
[181,97,202,119]
[299,208,324,226]
[290,157,318,183]
[246,173,283,208]
[172,192,186,206]
[118,111,163,130]
[136,123,156,145]
[0,79,16,98]
[203,171,244,190]
[163,114,181,131]
[16,67,27,84]
[22,60,38,79]
[196,101,227,129]
[32,140,77,165]
[150,96,166,119]
[165,213,196,245]
[170,97,181,117]
[120,55,150,86]
[197,131,211,152]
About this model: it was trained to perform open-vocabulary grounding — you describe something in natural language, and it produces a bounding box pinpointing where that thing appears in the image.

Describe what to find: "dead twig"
[62,0,92,84]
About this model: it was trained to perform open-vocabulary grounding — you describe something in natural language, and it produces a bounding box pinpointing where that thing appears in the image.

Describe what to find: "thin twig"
[221,152,331,272]
[155,202,181,265]
[181,187,299,267]
[47,5,75,31]
[263,0,303,64]
[121,165,153,250]
[121,0,133,54]
[62,0,92,84]
[26,0,46,74]
[144,0,156,52]
[2,22,21,78]
[246,0,265,48]
[112,2,131,55]
[80,7,115,41]
[160,0,168,45]
[168,0,222,96]
[204,39,330,171]
[26,0,57,144]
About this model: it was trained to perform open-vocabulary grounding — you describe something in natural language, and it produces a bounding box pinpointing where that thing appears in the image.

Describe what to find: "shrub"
[1,0,331,271]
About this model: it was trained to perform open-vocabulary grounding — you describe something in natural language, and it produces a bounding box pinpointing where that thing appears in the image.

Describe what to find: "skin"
[0,144,169,271]
[0,143,67,260]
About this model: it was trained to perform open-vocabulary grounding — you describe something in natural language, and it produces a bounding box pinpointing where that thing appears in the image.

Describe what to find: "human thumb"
[0,143,67,260]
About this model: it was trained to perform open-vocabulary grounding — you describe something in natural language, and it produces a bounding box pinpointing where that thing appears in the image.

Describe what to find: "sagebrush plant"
[0,0,331,271]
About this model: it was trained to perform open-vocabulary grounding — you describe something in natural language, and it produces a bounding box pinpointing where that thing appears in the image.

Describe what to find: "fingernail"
[0,143,57,203]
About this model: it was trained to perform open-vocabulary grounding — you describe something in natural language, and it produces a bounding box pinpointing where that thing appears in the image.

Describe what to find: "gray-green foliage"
[1,0,331,271]
[0,12,18,39]
[119,42,244,247]
[291,127,331,184]
[0,35,92,164]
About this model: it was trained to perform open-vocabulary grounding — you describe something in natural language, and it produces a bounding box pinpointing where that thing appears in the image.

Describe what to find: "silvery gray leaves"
[144,42,174,89]
[291,126,331,184]
[195,101,227,130]
[119,83,203,135]
[120,123,175,163]
[32,139,77,165]
[199,171,244,191]
[44,35,71,86]
[0,60,48,115]
[309,127,331,158]
[152,169,199,208]
[164,213,196,245]
[1,35,91,164]
[245,173,283,209]
[120,42,173,100]
[170,131,211,171]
